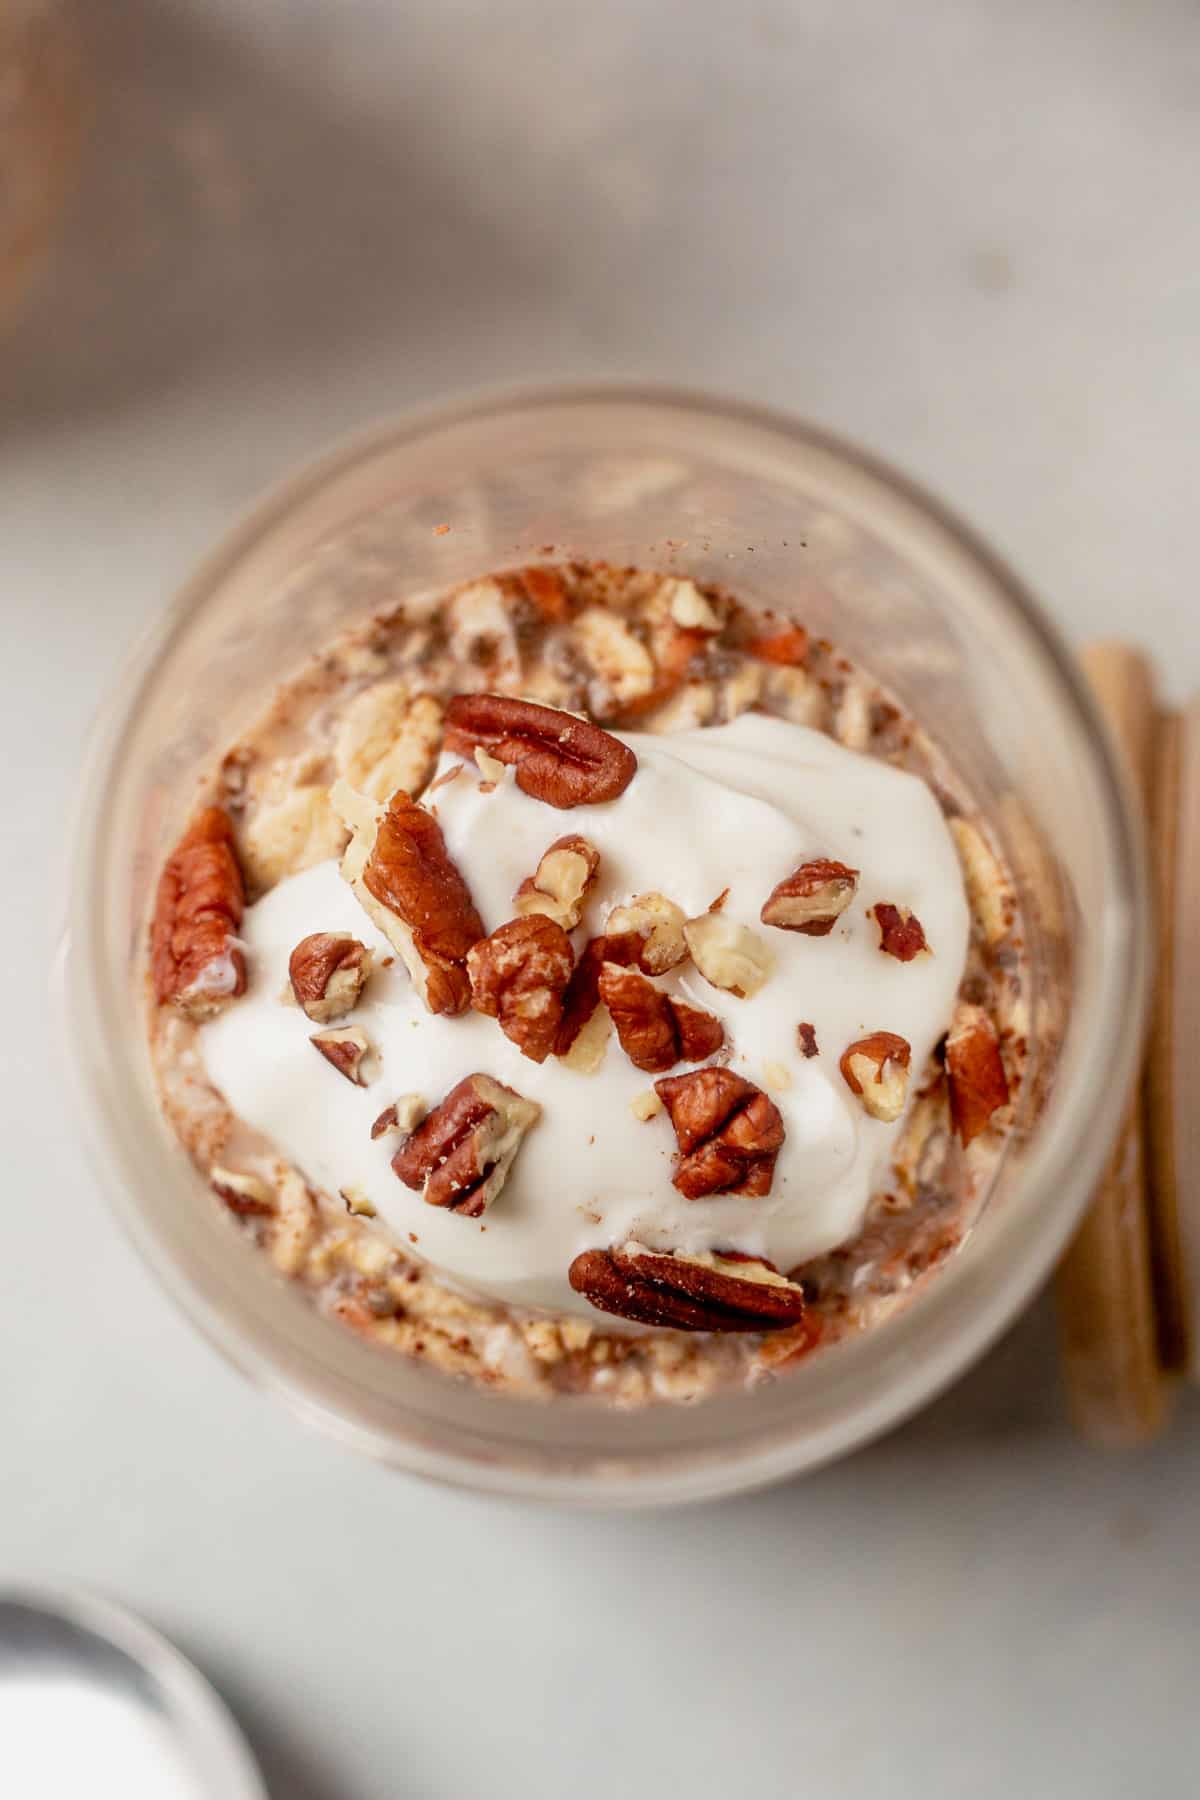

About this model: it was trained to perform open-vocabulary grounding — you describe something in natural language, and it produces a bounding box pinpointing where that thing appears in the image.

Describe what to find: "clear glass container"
[59,387,1150,1504]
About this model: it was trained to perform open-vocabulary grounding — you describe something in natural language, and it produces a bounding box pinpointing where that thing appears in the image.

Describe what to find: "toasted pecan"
[288,932,372,1022]
[150,805,246,1017]
[444,694,637,808]
[654,1067,785,1198]
[354,789,484,1015]
[468,915,574,1063]
[569,1243,807,1332]
[870,902,929,962]
[761,859,859,936]
[392,1073,540,1216]
[599,962,724,1073]
[945,1004,1009,1145]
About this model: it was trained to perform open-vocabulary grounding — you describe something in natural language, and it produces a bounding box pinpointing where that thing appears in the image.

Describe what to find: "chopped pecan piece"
[603,892,688,974]
[839,1031,912,1122]
[760,859,859,936]
[654,1068,785,1198]
[331,780,484,1016]
[870,902,929,961]
[288,932,372,1022]
[150,806,246,1017]
[665,578,722,633]
[210,1167,273,1215]
[683,910,773,998]
[311,1024,374,1086]
[569,1243,807,1332]
[370,1093,427,1141]
[443,694,637,808]
[514,564,570,622]
[340,1187,377,1217]
[552,935,608,1057]
[513,834,600,930]
[392,1073,540,1216]
[599,962,724,1073]
[945,1004,1010,1145]
[468,915,574,1062]
[797,1021,819,1058]
[746,624,809,666]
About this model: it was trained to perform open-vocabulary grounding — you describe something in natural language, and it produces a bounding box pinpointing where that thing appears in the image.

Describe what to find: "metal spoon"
[0,1585,266,1798]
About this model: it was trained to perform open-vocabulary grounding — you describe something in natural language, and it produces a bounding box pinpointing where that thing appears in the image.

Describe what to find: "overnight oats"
[147,562,1024,1405]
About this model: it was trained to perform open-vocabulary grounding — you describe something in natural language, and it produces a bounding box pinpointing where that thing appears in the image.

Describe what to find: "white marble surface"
[3,2,1199,1795]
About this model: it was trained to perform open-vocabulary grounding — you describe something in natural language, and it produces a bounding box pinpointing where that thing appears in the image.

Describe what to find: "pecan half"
[839,1031,912,1122]
[392,1073,540,1216]
[513,834,600,930]
[599,962,724,1073]
[870,902,929,962]
[288,932,372,1022]
[311,1024,374,1086]
[552,935,608,1058]
[760,859,859,936]
[468,915,574,1062]
[569,1243,807,1332]
[331,780,484,1016]
[603,892,688,974]
[945,1003,1009,1145]
[683,910,773,998]
[654,1068,785,1198]
[443,694,637,808]
[150,806,246,1017]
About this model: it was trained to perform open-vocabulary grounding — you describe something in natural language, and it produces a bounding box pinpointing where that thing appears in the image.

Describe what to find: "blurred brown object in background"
[1,1,84,328]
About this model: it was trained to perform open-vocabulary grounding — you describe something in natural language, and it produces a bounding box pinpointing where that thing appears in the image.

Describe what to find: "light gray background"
[4,3,1198,1795]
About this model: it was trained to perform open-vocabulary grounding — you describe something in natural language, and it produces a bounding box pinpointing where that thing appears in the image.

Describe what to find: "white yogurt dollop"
[201,713,968,1317]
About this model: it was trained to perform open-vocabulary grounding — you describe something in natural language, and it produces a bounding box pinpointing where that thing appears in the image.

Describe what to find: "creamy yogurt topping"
[201,712,969,1319]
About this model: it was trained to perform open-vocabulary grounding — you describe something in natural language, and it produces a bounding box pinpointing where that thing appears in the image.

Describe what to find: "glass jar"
[59,387,1150,1503]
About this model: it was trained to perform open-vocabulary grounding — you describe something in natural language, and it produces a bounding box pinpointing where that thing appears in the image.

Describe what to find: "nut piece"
[603,892,688,975]
[760,859,859,936]
[683,910,773,999]
[340,1186,377,1217]
[513,834,600,930]
[474,746,506,786]
[945,1003,1010,1145]
[654,1068,785,1198]
[630,1089,663,1121]
[505,564,569,624]
[288,932,372,1022]
[949,816,1014,947]
[665,578,723,634]
[311,1025,374,1086]
[552,935,608,1058]
[392,1072,540,1216]
[150,806,246,1017]
[839,1031,912,1123]
[797,1022,819,1059]
[745,623,809,666]
[370,1093,427,1141]
[569,1242,807,1332]
[334,681,444,801]
[870,902,929,962]
[443,693,637,809]
[468,915,574,1063]
[210,1167,273,1215]
[332,780,484,1016]
[599,962,725,1073]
